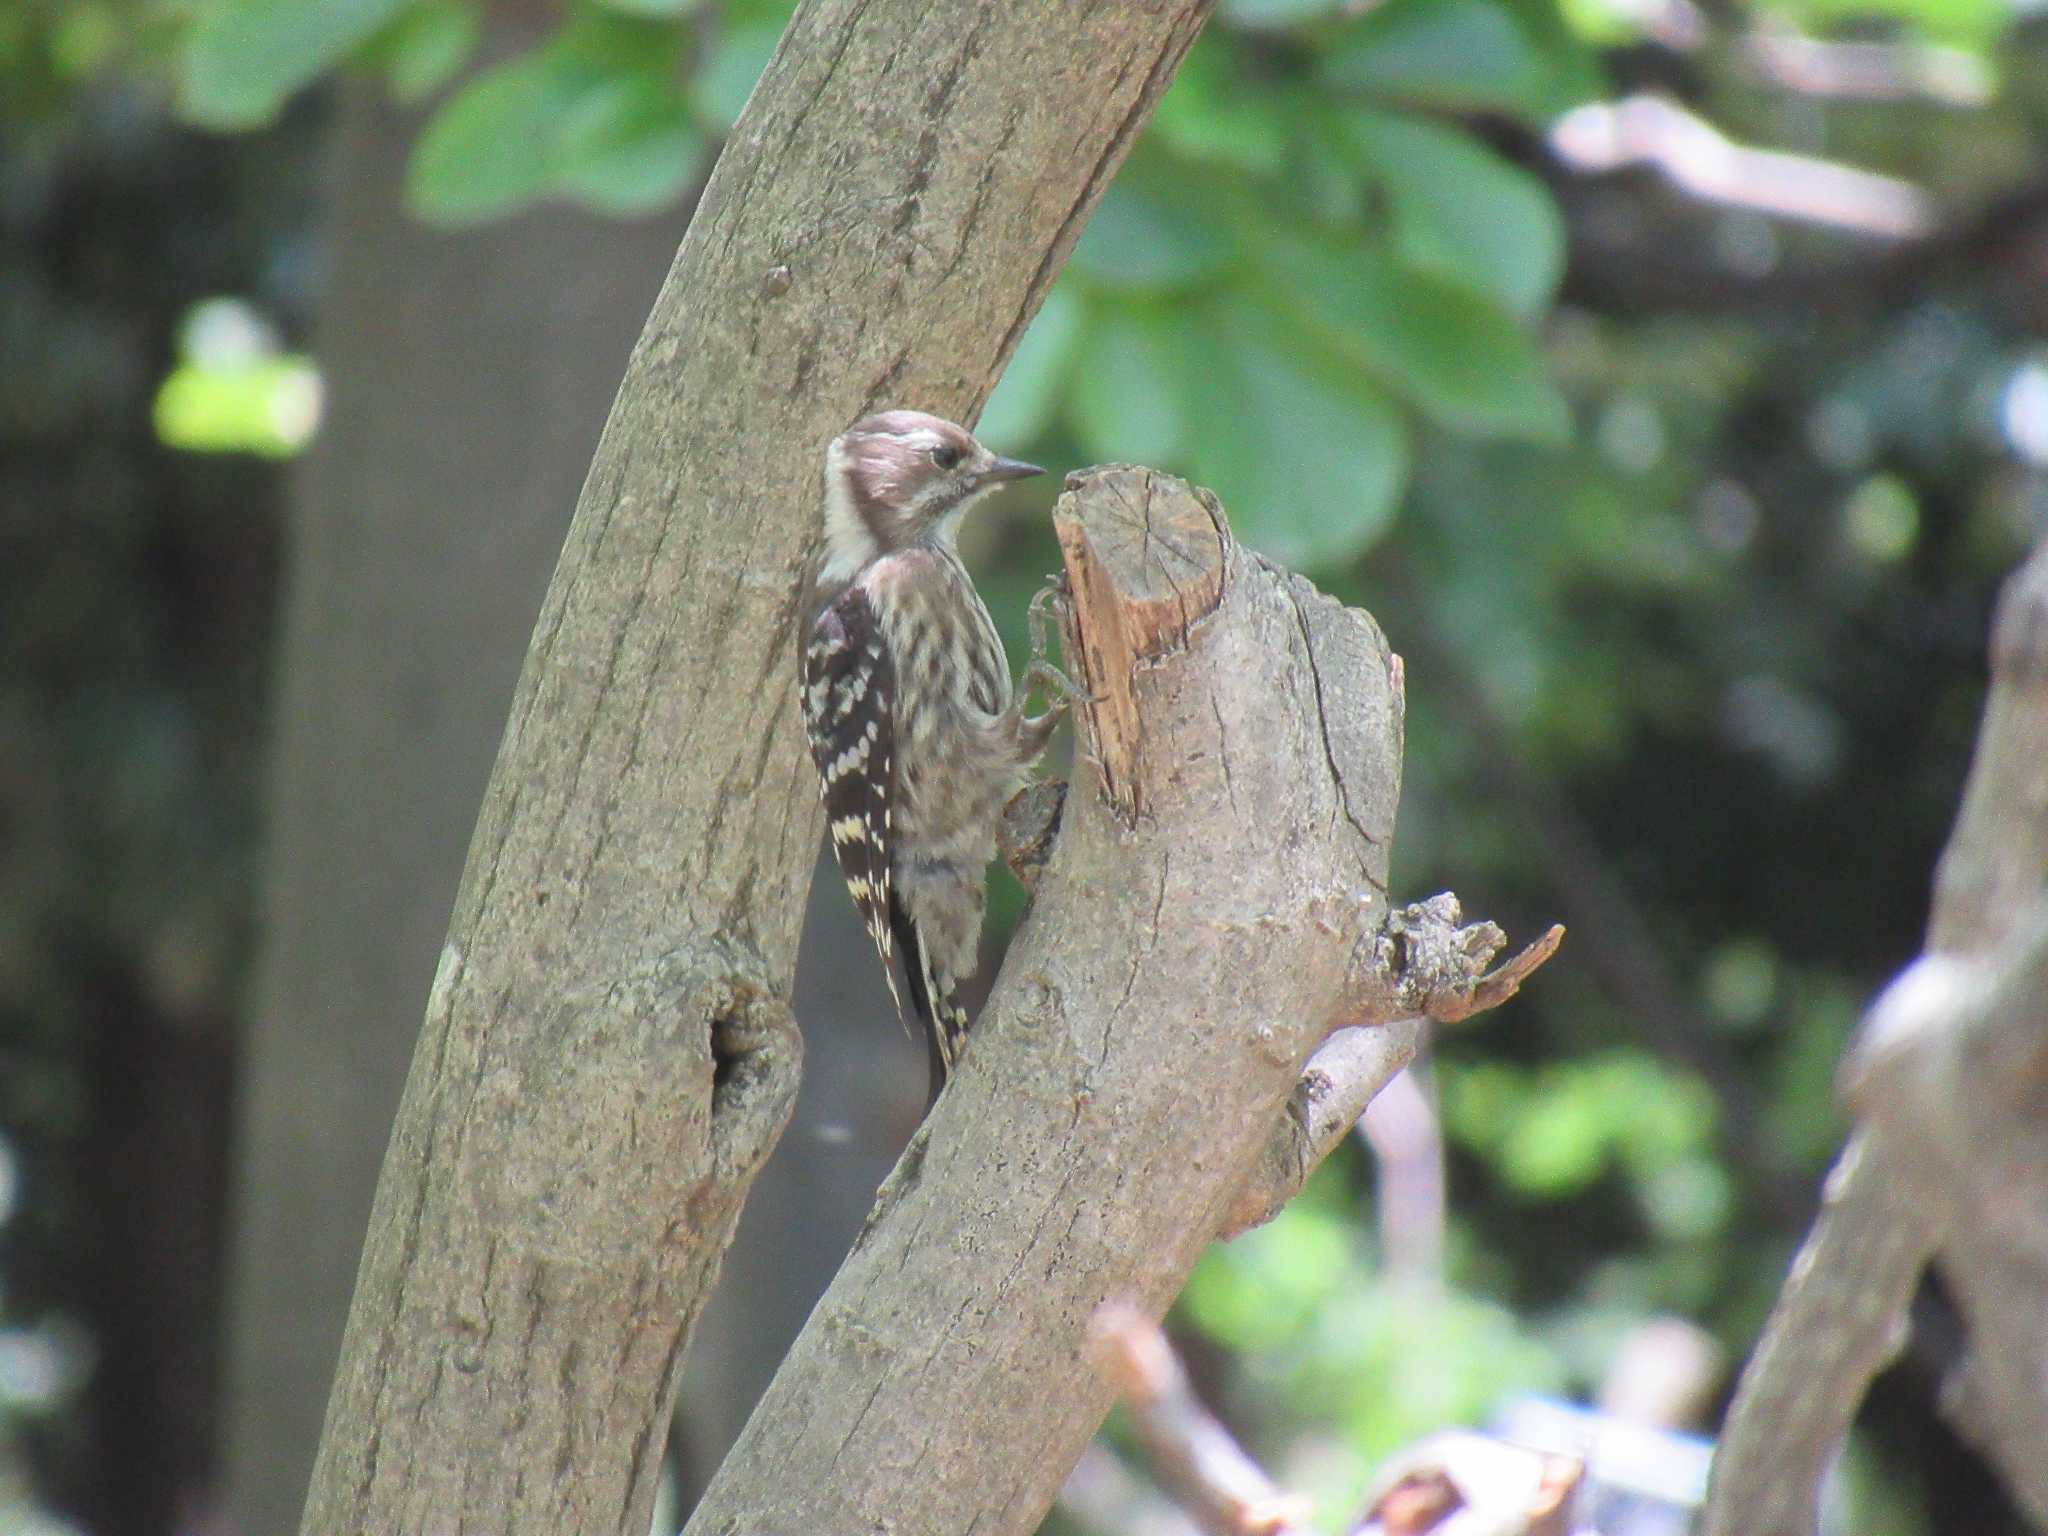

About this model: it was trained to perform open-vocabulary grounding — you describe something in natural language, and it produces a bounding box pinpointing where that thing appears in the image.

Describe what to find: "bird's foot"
[1025,582,1095,710]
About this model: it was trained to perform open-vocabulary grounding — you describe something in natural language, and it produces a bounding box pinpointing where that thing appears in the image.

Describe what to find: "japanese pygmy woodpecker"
[798,410,1067,1102]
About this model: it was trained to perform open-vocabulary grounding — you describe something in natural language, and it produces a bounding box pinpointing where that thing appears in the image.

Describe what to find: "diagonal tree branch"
[297,6,1215,1533]
[1841,908,2048,1525]
[1701,533,2048,1535]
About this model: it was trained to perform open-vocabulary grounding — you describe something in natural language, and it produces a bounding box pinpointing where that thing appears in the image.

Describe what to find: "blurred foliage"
[152,296,321,456]
[8,0,2048,1530]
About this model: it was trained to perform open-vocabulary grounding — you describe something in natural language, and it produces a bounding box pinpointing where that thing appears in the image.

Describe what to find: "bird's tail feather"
[889,894,970,1110]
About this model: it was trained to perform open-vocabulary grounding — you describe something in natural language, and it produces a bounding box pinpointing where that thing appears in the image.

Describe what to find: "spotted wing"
[800,583,903,1018]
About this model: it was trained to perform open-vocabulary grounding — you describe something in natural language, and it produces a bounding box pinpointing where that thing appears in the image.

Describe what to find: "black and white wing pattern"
[800,582,903,1019]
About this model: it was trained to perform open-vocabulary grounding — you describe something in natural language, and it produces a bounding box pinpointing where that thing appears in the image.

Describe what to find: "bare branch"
[1091,1303,1316,1536]
[1343,895,1563,1027]
[1088,1305,1587,1536]
[1740,27,1991,107]
[1550,94,1938,239]
[1360,1068,1447,1289]
[1840,912,2048,1525]
[1221,1020,1425,1242]
[1222,897,1559,1241]
[1059,1443,1205,1536]
[1704,534,2048,1533]
[1698,1130,1926,1536]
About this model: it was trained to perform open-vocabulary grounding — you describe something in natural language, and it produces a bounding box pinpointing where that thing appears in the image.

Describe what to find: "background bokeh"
[3,0,2043,1530]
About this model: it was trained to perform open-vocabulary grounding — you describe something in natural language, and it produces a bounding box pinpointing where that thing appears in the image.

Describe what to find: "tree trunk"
[298,6,1212,1533]
[671,859,925,1503]
[221,73,689,1535]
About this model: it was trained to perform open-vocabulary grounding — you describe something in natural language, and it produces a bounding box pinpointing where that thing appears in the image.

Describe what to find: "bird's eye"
[930,446,962,470]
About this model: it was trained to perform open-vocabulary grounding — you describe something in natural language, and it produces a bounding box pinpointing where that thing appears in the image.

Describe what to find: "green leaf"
[1265,233,1571,442]
[1492,0,1609,106]
[549,6,686,74]
[1183,297,1409,567]
[1066,301,1193,467]
[406,52,584,224]
[978,283,1085,446]
[371,0,479,105]
[1069,179,1234,293]
[548,75,705,214]
[1150,37,1288,176]
[1345,108,1564,319]
[1320,0,1554,122]
[179,0,410,126]
[1777,0,2006,50]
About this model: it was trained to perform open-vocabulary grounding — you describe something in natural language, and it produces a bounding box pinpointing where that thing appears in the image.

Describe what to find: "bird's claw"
[1026,581,1102,709]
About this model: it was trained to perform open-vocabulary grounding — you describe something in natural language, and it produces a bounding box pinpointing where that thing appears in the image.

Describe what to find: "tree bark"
[1701,533,2048,1535]
[223,73,688,1536]
[298,6,1212,1534]
[681,466,1407,1535]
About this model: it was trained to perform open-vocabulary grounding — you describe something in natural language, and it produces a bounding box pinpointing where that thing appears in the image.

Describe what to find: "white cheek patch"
[819,442,882,584]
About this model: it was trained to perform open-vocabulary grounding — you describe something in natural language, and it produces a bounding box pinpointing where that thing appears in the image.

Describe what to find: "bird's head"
[818,409,1043,581]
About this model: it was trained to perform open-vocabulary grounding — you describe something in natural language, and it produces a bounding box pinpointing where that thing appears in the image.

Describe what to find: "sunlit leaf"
[977,284,1086,446]
[179,0,409,126]
[1265,232,1571,443]
[1345,108,1565,319]
[1780,0,2006,50]
[154,356,322,458]
[1320,0,1554,122]
[549,74,704,214]
[1069,179,1234,292]
[1183,296,1409,567]
[1067,300,1194,467]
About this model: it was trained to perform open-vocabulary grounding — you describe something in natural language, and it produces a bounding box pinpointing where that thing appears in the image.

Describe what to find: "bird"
[798,409,1069,1104]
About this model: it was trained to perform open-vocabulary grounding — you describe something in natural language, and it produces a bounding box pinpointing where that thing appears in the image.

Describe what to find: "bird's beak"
[982,456,1045,484]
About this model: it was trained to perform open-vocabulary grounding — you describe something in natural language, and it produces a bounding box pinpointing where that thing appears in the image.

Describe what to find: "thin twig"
[1551,94,1937,239]
[1223,897,1561,1241]
[1622,0,1991,105]
[1359,1067,1446,1289]
[1427,924,1565,1025]
[1090,1304,1316,1536]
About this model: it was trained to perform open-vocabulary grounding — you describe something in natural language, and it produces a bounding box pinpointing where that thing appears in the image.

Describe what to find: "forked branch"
[684,466,1555,1534]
